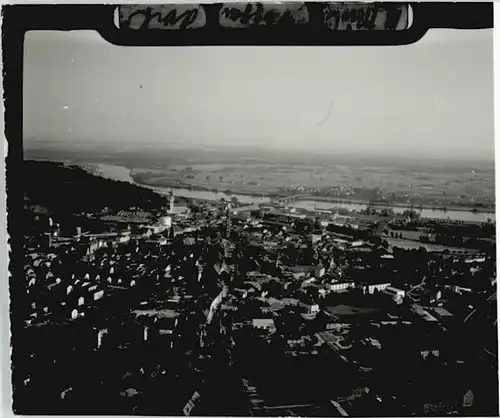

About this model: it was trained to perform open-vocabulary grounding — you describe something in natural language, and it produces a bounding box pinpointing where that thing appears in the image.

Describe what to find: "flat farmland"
[131,162,494,206]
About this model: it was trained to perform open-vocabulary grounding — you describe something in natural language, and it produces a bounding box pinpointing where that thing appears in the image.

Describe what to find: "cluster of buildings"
[216,204,496,416]
[20,185,498,416]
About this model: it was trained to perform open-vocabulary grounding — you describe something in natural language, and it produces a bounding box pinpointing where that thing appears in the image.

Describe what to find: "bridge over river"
[231,194,310,214]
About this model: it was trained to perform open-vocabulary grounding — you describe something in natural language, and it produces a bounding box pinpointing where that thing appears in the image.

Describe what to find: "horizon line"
[23,141,495,163]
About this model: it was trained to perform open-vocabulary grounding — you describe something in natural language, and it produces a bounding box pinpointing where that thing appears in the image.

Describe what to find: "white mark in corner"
[63,106,69,110]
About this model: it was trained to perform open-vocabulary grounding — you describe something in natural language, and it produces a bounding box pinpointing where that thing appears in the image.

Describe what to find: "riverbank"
[132,177,278,198]
[293,195,496,214]
[132,176,495,215]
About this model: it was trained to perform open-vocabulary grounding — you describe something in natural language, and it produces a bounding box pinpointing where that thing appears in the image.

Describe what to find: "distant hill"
[23,160,166,214]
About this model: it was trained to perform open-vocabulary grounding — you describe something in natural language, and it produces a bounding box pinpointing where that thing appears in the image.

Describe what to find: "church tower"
[225,203,232,239]
[168,190,175,214]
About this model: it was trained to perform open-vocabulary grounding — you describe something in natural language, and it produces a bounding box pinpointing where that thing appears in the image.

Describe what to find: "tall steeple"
[168,190,175,214]
[225,203,232,239]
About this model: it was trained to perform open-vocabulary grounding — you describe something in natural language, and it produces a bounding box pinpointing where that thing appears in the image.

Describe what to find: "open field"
[131,162,494,209]
[324,305,378,317]
[385,238,479,253]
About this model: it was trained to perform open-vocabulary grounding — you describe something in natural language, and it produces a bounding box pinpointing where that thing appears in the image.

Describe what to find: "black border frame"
[2,2,494,414]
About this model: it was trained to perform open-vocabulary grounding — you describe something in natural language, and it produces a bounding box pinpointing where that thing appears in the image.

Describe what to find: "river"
[146,186,494,223]
[290,200,495,223]
[88,163,495,223]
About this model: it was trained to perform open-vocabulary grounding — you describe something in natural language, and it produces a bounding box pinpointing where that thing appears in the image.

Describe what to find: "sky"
[23,28,493,160]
